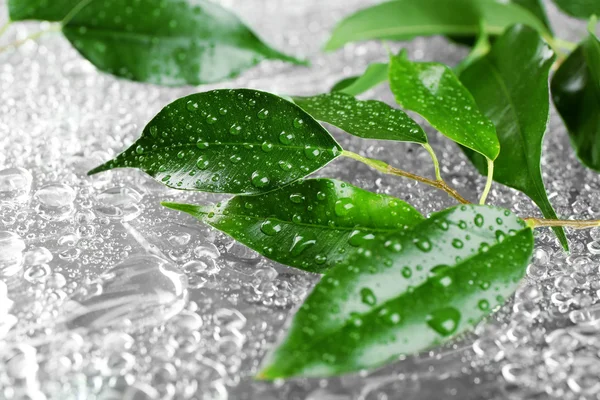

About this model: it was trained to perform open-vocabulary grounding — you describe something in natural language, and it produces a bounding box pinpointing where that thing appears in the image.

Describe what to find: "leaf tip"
[87,164,108,176]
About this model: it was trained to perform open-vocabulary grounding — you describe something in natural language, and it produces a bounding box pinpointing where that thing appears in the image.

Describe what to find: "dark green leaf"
[330,62,389,96]
[552,30,600,171]
[258,205,533,379]
[10,0,304,85]
[88,89,341,194]
[459,25,568,250]
[162,179,424,274]
[389,50,499,160]
[325,0,551,51]
[552,0,600,19]
[513,0,553,32]
[8,0,78,21]
[293,92,428,144]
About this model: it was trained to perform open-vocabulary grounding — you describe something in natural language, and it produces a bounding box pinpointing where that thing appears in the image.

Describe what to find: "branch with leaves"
[5,0,600,383]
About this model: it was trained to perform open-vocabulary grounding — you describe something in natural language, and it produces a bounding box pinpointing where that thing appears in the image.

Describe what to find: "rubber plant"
[4,0,600,382]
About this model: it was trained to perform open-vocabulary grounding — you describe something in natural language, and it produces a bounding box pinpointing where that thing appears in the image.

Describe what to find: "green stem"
[342,150,470,204]
[61,0,95,26]
[421,143,442,181]
[552,37,578,52]
[0,25,61,54]
[525,218,600,229]
[479,158,494,205]
[0,21,12,39]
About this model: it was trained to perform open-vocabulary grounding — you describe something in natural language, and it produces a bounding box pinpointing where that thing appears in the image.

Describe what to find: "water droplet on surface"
[334,198,354,217]
[0,167,32,204]
[0,231,26,277]
[64,255,188,330]
[251,171,270,188]
[94,186,142,221]
[426,307,461,336]
[260,220,282,236]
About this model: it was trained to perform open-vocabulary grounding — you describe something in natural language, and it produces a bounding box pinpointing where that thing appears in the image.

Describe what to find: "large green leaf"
[330,62,389,96]
[389,50,499,160]
[325,0,551,51]
[293,92,428,144]
[552,0,600,19]
[162,179,424,274]
[89,89,341,194]
[258,205,533,379]
[459,25,568,250]
[9,0,303,85]
[552,29,600,171]
[513,0,553,32]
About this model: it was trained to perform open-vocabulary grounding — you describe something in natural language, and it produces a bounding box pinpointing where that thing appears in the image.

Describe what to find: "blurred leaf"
[552,0,600,19]
[330,62,389,96]
[89,89,341,194]
[293,92,427,144]
[459,25,568,250]
[163,179,424,273]
[258,204,533,379]
[389,50,499,160]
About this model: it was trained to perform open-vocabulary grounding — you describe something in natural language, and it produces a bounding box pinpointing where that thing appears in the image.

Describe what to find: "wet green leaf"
[293,92,427,144]
[325,0,551,51]
[330,62,389,96]
[162,179,424,274]
[88,89,341,194]
[459,25,568,250]
[389,50,499,160]
[552,0,600,19]
[10,0,304,85]
[551,28,600,171]
[258,205,533,379]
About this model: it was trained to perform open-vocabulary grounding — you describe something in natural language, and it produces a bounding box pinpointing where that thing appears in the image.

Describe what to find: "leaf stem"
[0,25,61,54]
[342,150,470,204]
[479,158,494,205]
[525,218,600,229]
[421,143,442,181]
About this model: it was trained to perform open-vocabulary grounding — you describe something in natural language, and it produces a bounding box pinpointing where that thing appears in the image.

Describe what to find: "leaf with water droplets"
[330,62,389,96]
[324,0,551,52]
[551,0,600,19]
[551,23,600,172]
[89,89,341,194]
[389,50,499,160]
[9,0,304,85]
[258,205,533,379]
[459,25,568,250]
[162,178,424,273]
[293,92,428,144]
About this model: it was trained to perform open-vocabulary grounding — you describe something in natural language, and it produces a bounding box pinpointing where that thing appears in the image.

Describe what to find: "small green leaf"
[258,204,533,379]
[459,25,568,250]
[551,28,600,171]
[162,179,424,273]
[330,62,389,96]
[325,0,551,51]
[89,89,341,195]
[389,50,499,160]
[552,0,600,19]
[293,92,428,144]
[10,0,304,85]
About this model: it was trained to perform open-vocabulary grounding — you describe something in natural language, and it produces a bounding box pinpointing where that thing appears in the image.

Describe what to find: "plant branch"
[342,150,470,204]
[0,25,61,54]
[525,218,600,230]
[421,143,442,181]
[479,158,494,205]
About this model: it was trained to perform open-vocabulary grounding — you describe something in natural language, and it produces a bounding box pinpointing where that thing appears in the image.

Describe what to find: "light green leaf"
[459,25,568,250]
[552,0,600,19]
[325,0,551,51]
[162,179,424,274]
[389,50,499,160]
[551,24,600,171]
[331,62,389,96]
[513,0,553,32]
[293,92,428,144]
[89,89,341,195]
[9,0,304,86]
[258,204,533,379]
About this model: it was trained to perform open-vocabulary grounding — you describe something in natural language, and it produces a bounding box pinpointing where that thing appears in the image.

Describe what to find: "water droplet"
[414,237,432,252]
[229,124,242,135]
[257,108,269,119]
[34,184,76,221]
[334,198,354,217]
[94,186,142,222]
[0,231,25,277]
[186,100,199,112]
[293,117,304,128]
[196,140,210,149]
[451,238,464,249]
[251,171,270,188]
[279,131,294,144]
[289,193,304,204]
[289,234,316,256]
[426,307,461,336]
[360,287,377,306]
[0,167,32,204]
[474,214,484,227]
[260,220,282,236]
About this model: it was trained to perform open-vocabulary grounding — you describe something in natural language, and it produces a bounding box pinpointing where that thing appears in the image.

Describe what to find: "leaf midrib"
[338,24,505,41]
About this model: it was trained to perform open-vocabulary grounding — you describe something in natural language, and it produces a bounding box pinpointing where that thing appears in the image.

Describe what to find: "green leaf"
[88,89,342,194]
[293,92,428,144]
[258,204,533,379]
[552,0,600,19]
[513,0,553,32]
[330,62,389,96]
[551,28,600,171]
[162,179,424,274]
[389,50,499,160]
[459,25,568,250]
[325,0,551,51]
[10,0,304,86]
